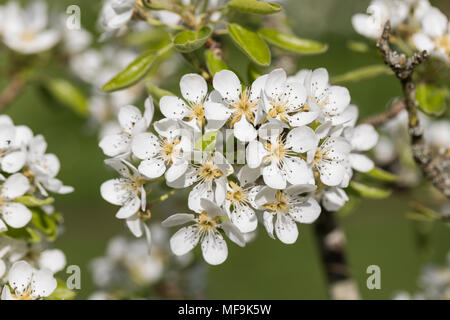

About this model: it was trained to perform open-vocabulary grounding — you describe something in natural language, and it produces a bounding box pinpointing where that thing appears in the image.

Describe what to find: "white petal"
[221,220,246,247]
[162,213,196,227]
[0,219,6,232]
[31,269,57,298]
[0,125,15,150]
[234,117,257,142]
[290,198,321,224]
[319,161,345,186]
[170,225,200,256]
[237,165,261,186]
[12,125,33,147]
[125,214,144,237]
[262,163,286,190]
[285,126,318,153]
[1,285,13,300]
[322,187,349,212]
[99,133,131,157]
[100,178,129,206]
[38,250,66,274]
[180,73,208,103]
[138,158,166,179]
[159,96,188,119]
[2,203,31,228]
[412,33,435,52]
[201,231,228,265]
[1,151,26,173]
[265,68,287,99]
[143,97,155,126]
[324,85,351,115]
[8,261,32,294]
[284,158,315,185]
[349,153,374,172]
[104,158,132,178]
[246,140,268,168]
[422,7,448,38]
[213,70,241,102]
[263,211,275,239]
[115,196,141,219]
[230,205,257,233]
[204,101,231,121]
[310,68,329,98]
[200,198,225,218]
[153,118,180,138]
[1,173,30,199]
[118,105,143,133]
[215,177,227,206]
[275,214,298,244]
[351,124,379,151]
[131,132,161,160]
[0,260,5,279]
[254,187,276,210]
[288,109,319,127]
[249,74,267,102]
[188,182,214,213]
[284,184,317,196]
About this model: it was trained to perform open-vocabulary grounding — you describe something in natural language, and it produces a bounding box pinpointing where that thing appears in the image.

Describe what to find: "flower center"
[265,136,287,164]
[12,287,33,300]
[161,139,181,164]
[226,181,248,205]
[188,102,205,127]
[435,34,450,55]
[198,160,223,181]
[229,88,257,127]
[20,31,36,43]
[263,190,289,214]
[197,211,219,232]
[267,101,289,122]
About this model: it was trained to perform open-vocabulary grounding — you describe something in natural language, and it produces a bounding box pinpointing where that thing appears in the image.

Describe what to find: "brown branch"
[314,210,360,300]
[0,76,26,112]
[360,98,406,127]
[377,21,450,197]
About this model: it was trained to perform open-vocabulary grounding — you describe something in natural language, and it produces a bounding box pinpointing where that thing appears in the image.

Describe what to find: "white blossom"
[344,124,379,173]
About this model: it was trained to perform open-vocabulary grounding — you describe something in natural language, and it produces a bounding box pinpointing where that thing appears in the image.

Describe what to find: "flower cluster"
[99,66,379,265]
[0,115,72,299]
[352,0,450,63]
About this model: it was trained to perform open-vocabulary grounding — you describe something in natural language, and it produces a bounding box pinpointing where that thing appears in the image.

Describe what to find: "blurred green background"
[1,0,449,299]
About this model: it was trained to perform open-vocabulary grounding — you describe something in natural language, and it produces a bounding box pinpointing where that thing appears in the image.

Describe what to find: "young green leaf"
[31,209,59,241]
[228,0,282,15]
[363,167,398,182]
[416,84,447,116]
[349,181,391,199]
[227,24,271,66]
[1,227,41,243]
[205,49,230,76]
[46,79,88,117]
[331,65,392,84]
[146,82,175,106]
[258,28,328,54]
[173,27,212,53]
[14,195,55,207]
[102,51,158,92]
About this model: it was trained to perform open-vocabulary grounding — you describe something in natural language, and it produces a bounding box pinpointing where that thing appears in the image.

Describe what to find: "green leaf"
[30,209,59,241]
[46,79,88,117]
[416,84,447,116]
[331,65,392,84]
[173,27,211,53]
[228,0,282,15]
[349,181,391,199]
[258,28,328,54]
[363,167,398,182]
[347,40,370,53]
[145,82,175,105]
[405,212,435,222]
[227,24,271,66]
[247,63,263,83]
[47,279,76,300]
[195,131,218,152]
[1,227,41,243]
[14,195,54,207]
[205,49,230,76]
[102,51,158,92]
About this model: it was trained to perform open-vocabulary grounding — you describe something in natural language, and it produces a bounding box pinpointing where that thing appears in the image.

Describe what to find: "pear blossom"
[351,0,409,39]
[99,97,154,158]
[1,1,60,55]
[38,249,67,274]
[99,0,136,39]
[412,7,450,62]
[211,70,267,141]
[159,74,222,132]
[162,198,245,265]
[263,68,319,128]
[167,151,233,213]
[321,187,349,212]
[291,68,351,126]
[424,120,450,150]
[1,261,57,300]
[100,159,152,246]
[255,184,321,244]
[246,124,316,189]
[0,173,32,232]
[131,118,192,182]
[344,124,379,172]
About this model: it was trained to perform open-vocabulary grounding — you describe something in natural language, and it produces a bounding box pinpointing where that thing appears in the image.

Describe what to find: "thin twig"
[360,99,406,127]
[0,76,26,112]
[377,21,450,197]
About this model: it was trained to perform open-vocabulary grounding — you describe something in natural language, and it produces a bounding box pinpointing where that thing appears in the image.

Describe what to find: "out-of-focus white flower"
[374,135,397,165]
[1,260,57,300]
[0,173,32,232]
[99,98,154,158]
[424,120,450,150]
[99,0,136,39]
[322,187,349,212]
[412,7,450,62]
[344,124,379,172]
[255,184,321,244]
[62,28,92,55]
[352,0,410,39]
[100,159,152,246]
[0,116,32,174]
[2,1,60,54]
[38,249,66,274]
[162,198,245,265]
